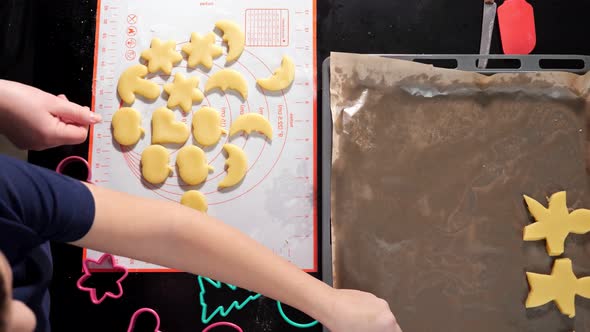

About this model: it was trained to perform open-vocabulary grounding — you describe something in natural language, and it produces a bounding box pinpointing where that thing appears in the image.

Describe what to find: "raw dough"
[176,145,213,186]
[523,191,590,256]
[181,32,223,70]
[141,145,173,184]
[526,258,590,318]
[151,107,190,144]
[219,144,247,189]
[181,190,208,213]
[140,38,183,74]
[215,20,245,63]
[192,107,227,146]
[112,107,144,146]
[229,113,272,140]
[117,65,161,104]
[256,55,295,91]
[163,73,204,113]
[205,69,248,100]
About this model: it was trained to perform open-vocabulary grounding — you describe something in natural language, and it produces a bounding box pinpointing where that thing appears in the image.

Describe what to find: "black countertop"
[2,0,590,331]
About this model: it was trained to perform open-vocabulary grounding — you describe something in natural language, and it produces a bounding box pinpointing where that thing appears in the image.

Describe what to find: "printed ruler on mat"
[87,0,317,272]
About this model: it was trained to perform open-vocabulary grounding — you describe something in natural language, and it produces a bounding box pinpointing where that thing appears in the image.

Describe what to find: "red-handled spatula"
[497,0,536,54]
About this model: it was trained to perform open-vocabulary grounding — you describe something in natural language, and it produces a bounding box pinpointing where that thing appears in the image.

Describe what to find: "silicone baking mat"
[87,0,317,272]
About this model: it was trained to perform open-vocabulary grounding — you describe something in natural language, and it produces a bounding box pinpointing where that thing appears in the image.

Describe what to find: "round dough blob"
[181,32,223,70]
[117,64,161,104]
[176,145,213,186]
[205,69,248,100]
[112,107,144,146]
[151,107,190,144]
[219,144,248,189]
[141,145,173,184]
[192,107,227,147]
[229,113,272,140]
[215,20,245,63]
[257,55,295,91]
[181,190,208,213]
[164,73,204,113]
[140,38,183,74]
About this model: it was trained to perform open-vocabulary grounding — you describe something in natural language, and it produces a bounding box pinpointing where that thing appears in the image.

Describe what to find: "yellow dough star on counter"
[181,32,223,70]
[525,258,590,318]
[164,73,204,113]
[140,38,183,75]
[523,191,590,256]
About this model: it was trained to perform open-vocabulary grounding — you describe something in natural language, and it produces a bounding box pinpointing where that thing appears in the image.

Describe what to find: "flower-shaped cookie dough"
[140,38,182,74]
[181,32,223,70]
[164,73,204,113]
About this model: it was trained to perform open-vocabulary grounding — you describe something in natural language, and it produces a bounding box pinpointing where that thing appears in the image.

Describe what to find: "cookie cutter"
[76,253,128,304]
[56,156,92,182]
[127,308,162,332]
[198,276,262,324]
[202,322,244,332]
[277,301,319,328]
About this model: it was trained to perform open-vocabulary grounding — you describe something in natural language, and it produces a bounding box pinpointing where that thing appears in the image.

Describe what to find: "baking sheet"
[87,0,318,271]
[329,52,590,331]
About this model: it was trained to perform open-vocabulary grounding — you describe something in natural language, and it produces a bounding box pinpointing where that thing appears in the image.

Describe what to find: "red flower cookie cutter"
[76,253,128,304]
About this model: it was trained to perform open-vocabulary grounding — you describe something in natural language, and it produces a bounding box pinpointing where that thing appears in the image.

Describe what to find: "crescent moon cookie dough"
[256,55,295,91]
[181,190,208,213]
[523,191,590,256]
[163,73,204,113]
[181,32,223,70]
[205,69,248,100]
[112,107,144,146]
[151,107,190,145]
[229,113,272,140]
[215,20,245,63]
[192,107,227,147]
[141,145,173,184]
[525,258,590,318]
[117,64,161,105]
[140,38,183,75]
[219,144,247,189]
[176,145,213,186]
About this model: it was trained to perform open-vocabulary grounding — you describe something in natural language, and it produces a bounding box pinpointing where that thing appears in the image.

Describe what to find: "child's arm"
[74,183,400,332]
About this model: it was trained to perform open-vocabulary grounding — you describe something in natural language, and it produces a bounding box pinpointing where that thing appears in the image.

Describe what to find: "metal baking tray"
[319,53,590,289]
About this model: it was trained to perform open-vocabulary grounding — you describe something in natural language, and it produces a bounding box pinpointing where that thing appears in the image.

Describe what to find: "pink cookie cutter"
[203,322,244,332]
[127,308,162,332]
[56,156,92,182]
[76,253,128,304]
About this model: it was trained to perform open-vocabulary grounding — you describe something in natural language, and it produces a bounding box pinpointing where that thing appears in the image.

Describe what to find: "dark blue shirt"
[0,154,96,332]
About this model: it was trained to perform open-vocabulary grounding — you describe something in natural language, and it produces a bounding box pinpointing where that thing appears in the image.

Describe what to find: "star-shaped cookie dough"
[140,38,183,74]
[181,32,223,70]
[526,258,590,318]
[523,191,590,256]
[164,73,204,113]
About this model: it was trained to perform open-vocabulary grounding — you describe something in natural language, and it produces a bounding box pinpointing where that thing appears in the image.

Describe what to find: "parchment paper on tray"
[329,52,590,332]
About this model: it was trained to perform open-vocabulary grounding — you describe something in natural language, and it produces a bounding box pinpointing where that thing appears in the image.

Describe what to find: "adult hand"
[0,80,101,150]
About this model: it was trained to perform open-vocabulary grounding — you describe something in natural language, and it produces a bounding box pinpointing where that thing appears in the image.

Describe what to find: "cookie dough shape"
[112,107,144,146]
[117,65,161,104]
[141,145,173,184]
[151,107,190,144]
[181,32,223,70]
[176,145,214,186]
[256,55,295,91]
[229,113,272,140]
[164,73,204,113]
[523,191,590,256]
[526,258,590,318]
[205,69,248,100]
[140,38,183,74]
[215,20,245,63]
[192,107,227,147]
[219,144,248,189]
[181,190,208,213]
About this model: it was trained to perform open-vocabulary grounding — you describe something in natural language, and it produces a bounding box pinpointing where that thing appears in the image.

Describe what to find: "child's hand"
[0,80,101,151]
[324,289,402,332]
